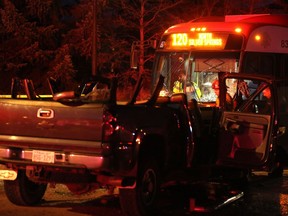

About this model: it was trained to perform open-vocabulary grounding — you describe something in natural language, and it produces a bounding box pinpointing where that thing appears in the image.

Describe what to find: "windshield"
[152,51,240,103]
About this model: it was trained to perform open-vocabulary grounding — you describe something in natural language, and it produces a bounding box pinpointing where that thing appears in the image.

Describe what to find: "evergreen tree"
[0,0,287,95]
[48,44,77,91]
[0,0,63,93]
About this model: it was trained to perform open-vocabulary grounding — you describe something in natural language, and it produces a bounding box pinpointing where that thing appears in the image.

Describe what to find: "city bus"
[152,14,288,106]
[148,14,288,134]
[146,14,288,142]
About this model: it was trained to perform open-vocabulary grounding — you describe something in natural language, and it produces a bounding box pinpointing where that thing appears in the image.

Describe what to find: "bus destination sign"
[161,33,228,50]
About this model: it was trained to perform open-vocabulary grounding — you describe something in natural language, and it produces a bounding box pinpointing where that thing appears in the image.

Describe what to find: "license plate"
[32,150,55,163]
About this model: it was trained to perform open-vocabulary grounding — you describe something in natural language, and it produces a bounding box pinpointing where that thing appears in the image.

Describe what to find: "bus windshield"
[153,51,240,103]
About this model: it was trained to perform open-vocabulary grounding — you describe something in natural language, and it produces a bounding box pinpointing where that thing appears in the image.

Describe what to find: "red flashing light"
[190,27,206,32]
[235,28,242,33]
[255,34,261,41]
[102,111,116,142]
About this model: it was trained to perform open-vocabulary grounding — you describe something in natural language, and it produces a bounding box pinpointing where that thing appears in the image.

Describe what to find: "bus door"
[217,74,274,168]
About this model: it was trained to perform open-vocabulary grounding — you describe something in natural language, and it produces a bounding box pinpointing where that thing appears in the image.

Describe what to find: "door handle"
[37,108,54,119]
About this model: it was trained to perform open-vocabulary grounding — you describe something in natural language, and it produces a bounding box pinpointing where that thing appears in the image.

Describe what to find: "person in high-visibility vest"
[173,73,185,93]
[186,82,202,101]
[193,82,202,99]
[173,73,202,100]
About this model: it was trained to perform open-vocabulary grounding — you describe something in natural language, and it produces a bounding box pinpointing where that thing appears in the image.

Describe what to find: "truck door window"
[228,78,272,114]
[84,82,110,101]
[257,87,272,114]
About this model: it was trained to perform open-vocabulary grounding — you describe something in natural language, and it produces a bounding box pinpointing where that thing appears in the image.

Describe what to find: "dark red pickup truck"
[0,73,287,216]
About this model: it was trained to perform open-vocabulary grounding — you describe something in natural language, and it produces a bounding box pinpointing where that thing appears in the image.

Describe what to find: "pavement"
[0,170,287,216]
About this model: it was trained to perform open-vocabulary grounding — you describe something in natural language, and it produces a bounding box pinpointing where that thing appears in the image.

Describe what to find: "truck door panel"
[217,112,271,166]
[277,114,288,154]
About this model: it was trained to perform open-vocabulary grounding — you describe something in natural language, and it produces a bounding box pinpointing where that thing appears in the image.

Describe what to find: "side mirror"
[53,91,75,101]
[150,39,157,49]
[130,43,139,69]
[130,39,157,69]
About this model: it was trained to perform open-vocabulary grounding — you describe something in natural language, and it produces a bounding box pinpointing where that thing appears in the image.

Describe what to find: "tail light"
[102,110,134,149]
[102,110,116,143]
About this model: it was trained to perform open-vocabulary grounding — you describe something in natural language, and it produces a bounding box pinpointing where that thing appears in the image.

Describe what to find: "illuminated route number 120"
[172,33,188,46]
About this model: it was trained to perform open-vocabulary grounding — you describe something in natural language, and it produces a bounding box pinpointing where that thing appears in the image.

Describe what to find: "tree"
[116,0,183,73]
[102,0,185,99]
[0,0,287,95]
[0,0,38,89]
[48,44,77,91]
[0,0,63,93]
[63,0,113,79]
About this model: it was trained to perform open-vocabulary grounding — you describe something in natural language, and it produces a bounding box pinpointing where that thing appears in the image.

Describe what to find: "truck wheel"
[268,163,284,178]
[269,146,285,178]
[119,159,160,216]
[4,170,47,206]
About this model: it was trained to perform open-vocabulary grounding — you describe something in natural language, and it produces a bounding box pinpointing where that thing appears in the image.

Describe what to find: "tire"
[119,158,160,216]
[269,146,285,178]
[4,170,47,206]
[268,163,284,178]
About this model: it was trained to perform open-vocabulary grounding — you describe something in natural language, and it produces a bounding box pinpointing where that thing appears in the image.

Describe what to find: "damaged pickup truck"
[0,72,287,216]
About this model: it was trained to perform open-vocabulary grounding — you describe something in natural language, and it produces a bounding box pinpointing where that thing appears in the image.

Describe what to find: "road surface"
[0,171,287,216]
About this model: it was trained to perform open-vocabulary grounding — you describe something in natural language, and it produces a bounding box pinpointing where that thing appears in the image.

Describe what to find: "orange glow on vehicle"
[190,27,206,32]
[255,34,261,41]
[235,27,242,33]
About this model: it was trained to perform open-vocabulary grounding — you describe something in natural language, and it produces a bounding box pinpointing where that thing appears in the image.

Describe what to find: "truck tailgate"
[0,99,104,142]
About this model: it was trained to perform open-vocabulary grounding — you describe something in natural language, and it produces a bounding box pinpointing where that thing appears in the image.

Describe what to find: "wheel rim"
[141,168,157,206]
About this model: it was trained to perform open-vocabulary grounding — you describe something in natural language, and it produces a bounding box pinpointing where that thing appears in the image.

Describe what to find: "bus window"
[153,52,190,97]
[190,52,239,103]
[154,51,239,103]
[243,52,276,75]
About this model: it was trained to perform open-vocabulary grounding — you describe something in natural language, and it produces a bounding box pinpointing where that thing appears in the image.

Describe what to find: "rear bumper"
[0,147,104,169]
[0,147,137,187]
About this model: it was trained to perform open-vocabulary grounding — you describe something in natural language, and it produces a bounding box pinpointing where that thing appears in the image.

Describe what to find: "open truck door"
[217,73,276,169]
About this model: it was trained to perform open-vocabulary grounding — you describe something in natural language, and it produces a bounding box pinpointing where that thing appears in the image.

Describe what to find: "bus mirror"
[130,43,139,69]
[150,39,157,49]
[130,39,156,69]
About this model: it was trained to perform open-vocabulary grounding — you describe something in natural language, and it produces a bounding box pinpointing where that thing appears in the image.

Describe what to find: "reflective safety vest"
[193,82,202,99]
[173,81,184,93]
